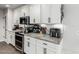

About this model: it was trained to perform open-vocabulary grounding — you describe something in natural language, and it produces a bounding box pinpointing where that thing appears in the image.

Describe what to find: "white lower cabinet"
[24,36,36,54]
[36,45,54,54]
[6,31,15,46]
[36,40,60,54]
[36,46,57,54]
[28,44,36,54]
[24,36,62,54]
[24,40,29,53]
[6,31,13,44]
[11,32,15,46]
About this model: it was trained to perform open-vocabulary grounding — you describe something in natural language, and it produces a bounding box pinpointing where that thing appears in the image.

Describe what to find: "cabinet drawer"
[24,36,30,40]
[28,45,36,54]
[24,36,36,45]
[36,45,57,54]
[37,39,59,50]
[24,40,36,54]
[24,36,31,42]
[47,49,57,54]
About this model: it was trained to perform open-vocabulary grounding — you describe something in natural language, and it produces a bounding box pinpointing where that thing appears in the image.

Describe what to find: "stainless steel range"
[15,32,24,53]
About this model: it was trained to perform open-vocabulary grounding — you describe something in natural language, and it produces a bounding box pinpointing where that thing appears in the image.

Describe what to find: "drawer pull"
[43,43,47,45]
[43,48,47,54]
[27,38,30,40]
[27,42,30,47]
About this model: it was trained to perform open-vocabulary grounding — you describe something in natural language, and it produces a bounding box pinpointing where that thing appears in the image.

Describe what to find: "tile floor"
[0,41,21,54]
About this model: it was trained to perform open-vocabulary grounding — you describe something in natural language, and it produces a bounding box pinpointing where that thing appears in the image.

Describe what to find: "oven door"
[15,32,24,51]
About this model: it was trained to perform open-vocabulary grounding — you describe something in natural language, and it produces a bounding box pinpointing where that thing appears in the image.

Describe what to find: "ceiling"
[0,4,24,9]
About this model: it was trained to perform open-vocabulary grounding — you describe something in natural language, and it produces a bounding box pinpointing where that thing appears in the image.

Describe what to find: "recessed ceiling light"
[5,5,10,7]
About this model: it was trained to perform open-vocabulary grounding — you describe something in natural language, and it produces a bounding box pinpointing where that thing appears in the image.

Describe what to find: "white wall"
[62,5,79,53]
[0,9,3,17]
[0,9,5,41]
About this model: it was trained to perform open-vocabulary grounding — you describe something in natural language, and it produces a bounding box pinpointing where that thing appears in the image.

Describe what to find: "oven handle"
[15,34,24,37]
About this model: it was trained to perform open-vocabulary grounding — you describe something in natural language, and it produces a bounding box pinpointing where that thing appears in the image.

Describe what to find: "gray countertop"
[24,33,62,45]
[7,30,62,45]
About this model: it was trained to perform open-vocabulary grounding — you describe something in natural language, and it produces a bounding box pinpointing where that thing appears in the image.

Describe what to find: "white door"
[0,16,6,42]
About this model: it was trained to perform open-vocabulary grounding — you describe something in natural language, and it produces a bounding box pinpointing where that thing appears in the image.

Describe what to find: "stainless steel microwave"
[20,16,30,25]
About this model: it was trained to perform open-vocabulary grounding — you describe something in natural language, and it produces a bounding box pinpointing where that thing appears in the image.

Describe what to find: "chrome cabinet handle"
[27,42,30,47]
[33,19,35,23]
[27,38,30,40]
[43,43,47,45]
[43,48,47,54]
[10,35,12,39]
[48,17,51,23]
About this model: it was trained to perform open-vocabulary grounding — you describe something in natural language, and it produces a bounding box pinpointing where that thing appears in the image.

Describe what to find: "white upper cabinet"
[40,4,50,23]
[50,4,61,23]
[13,5,30,25]
[13,7,21,24]
[40,4,61,24]
[21,5,30,17]
[13,4,61,25]
[30,4,40,23]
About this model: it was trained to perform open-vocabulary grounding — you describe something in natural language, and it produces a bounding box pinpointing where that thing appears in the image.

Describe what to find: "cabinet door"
[36,46,45,54]
[6,31,15,45]
[27,37,36,54]
[11,32,15,46]
[47,49,57,54]
[40,4,51,23]
[37,45,57,54]
[24,36,30,53]
[24,40,30,53]
[30,4,40,23]
[37,44,54,54]
[24,36,36,54]
[50,4,61,23]
[40,4,61,24]
[6,31,12,44]
[36,39,61,54]
[21,5,30,17]
[36,39,48,54]
[13,8,21,24]
[28,43,36,54]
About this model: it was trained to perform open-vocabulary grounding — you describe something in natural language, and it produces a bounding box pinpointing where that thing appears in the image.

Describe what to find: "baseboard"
[9,43,15,48]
